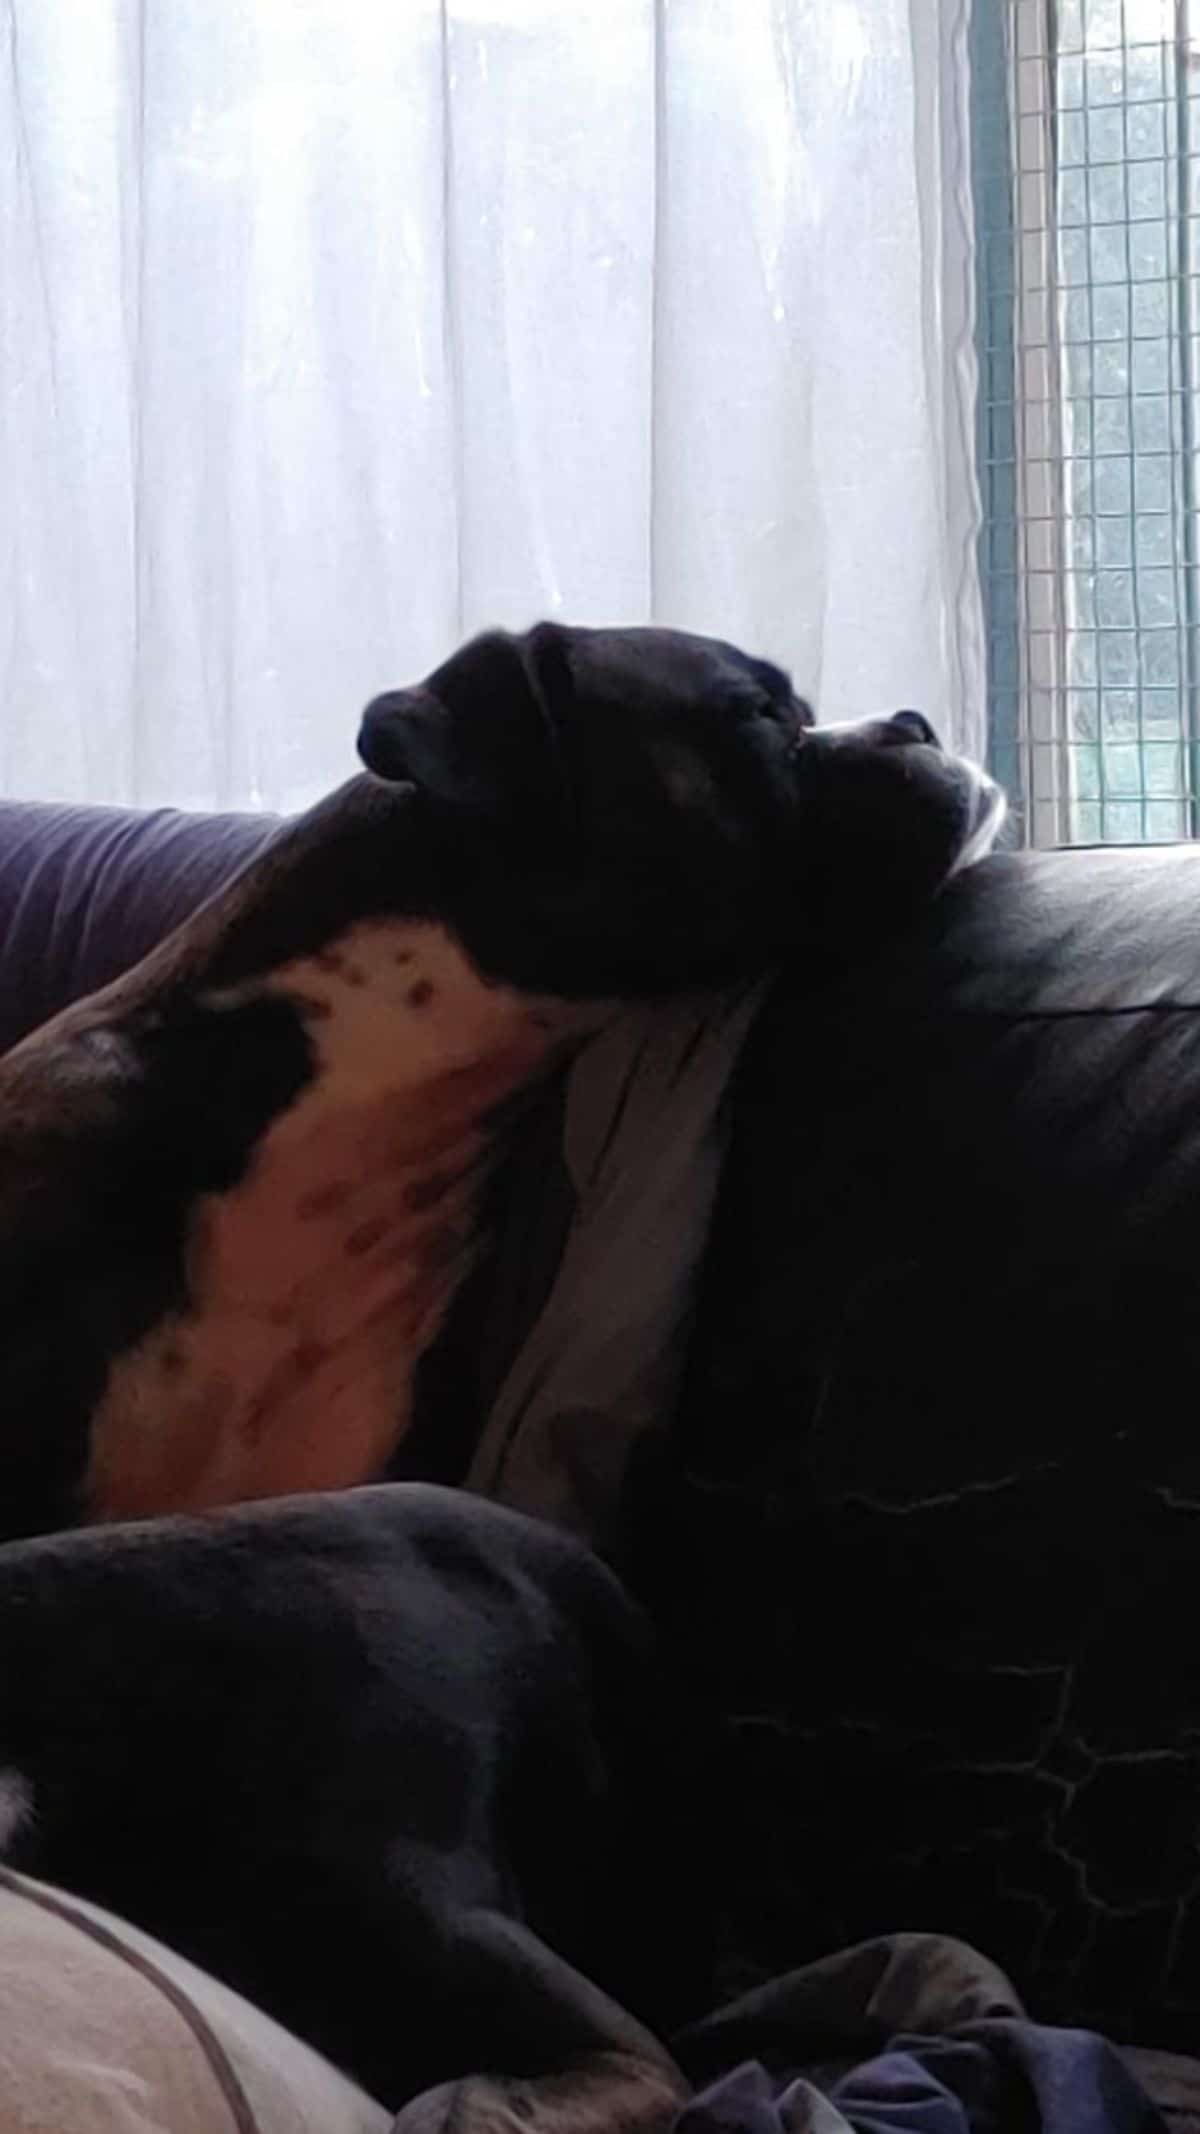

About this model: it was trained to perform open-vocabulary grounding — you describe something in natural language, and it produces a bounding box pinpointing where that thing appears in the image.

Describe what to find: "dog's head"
[358,623,1003,995]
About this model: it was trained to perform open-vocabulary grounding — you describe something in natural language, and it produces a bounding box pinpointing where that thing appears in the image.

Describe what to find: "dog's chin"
[950,764,1007,874]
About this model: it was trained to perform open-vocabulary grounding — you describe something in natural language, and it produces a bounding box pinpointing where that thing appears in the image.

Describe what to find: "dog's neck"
[261,916,595,1104]
[89,779,451,1012]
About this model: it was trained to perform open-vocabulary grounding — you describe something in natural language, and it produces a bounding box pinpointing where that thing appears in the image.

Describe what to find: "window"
[1,2,966,811]
[977,0,1200,844]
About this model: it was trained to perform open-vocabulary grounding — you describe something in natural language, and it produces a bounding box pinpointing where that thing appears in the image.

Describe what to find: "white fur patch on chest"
[85,920,595,1521]
[0,1772,33,1854]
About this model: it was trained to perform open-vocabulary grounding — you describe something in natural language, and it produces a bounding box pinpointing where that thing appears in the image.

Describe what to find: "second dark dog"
[0,1483,692,2128]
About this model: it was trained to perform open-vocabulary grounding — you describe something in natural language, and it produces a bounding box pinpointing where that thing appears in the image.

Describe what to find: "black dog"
[0,623,1001,1541]
[0,1484,693,2127]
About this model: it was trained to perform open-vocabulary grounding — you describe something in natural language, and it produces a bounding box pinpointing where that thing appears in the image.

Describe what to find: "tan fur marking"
[290,992,334,1022]
[420,1223,464,1272]
[295,1180,353,1220]
[344,1213,391,1259]
[403,1171,454,1213]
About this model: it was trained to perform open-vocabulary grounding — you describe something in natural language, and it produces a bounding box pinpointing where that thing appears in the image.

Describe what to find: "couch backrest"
[0,801,277,1054]
[639,843,1200,2047]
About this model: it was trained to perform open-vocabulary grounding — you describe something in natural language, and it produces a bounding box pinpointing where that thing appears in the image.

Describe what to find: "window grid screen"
[982,0,1200,845]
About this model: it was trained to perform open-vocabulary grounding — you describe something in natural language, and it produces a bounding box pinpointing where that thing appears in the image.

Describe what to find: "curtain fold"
[0,0,982,813]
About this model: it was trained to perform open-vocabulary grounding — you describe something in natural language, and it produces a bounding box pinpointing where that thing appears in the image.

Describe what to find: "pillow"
[0,1866,389,2133]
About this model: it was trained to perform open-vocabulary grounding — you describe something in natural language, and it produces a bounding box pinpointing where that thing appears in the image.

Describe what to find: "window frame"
[973,0,1200,847]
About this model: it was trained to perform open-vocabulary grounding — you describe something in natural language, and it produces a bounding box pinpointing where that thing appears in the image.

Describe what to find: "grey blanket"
[466,981,770,1551]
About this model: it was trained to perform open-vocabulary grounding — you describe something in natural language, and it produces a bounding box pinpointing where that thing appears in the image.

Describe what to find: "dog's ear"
[358,626,574,835]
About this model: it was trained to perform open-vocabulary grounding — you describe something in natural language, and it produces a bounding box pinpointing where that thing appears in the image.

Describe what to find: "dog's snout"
[885,709,940,749]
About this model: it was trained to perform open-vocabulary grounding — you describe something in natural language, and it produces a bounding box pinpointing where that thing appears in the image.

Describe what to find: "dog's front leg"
[389,1905,686,2134]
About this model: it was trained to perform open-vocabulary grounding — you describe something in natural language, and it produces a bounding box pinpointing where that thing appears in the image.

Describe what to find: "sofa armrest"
[0,800,278,1053]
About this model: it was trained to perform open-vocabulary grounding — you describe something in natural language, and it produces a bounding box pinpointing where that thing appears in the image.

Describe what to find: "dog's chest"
[85,921,588,1521]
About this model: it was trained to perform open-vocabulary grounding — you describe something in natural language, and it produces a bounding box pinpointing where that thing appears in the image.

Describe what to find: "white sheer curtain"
[0,0,982,814]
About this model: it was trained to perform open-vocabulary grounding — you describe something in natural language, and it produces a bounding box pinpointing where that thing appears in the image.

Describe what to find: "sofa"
[647,844,1200,2059]
[4,802,1200,2118]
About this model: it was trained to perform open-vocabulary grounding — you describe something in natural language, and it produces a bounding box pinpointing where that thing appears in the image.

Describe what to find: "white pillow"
[0,1866,390,2134]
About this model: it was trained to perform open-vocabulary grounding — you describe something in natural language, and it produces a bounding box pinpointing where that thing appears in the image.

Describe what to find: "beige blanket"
[468,981,769,1549]
[0,1867,388,2133]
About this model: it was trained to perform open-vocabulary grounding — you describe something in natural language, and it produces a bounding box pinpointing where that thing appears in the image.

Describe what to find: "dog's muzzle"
[800,707,1008,870]
[885,709,1008,864]
[880,709,941,749]
[887,709,1008,867]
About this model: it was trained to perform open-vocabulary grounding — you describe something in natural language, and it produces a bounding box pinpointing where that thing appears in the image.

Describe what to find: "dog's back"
[0,1483,690,2109]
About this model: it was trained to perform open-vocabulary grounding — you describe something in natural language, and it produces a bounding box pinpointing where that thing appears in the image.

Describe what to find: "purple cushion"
[0,802,280,1054]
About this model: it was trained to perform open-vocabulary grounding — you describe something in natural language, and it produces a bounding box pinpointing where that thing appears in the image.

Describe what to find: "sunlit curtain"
[0,0,982,812]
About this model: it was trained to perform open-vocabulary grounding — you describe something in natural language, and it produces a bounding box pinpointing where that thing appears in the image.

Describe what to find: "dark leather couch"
[646,843,1200,2055]
[2,804,1198,2058]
